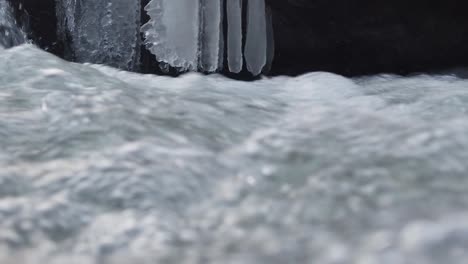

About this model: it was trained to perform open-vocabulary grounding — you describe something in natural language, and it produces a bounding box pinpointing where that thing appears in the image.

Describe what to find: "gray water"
[1,45,468,263]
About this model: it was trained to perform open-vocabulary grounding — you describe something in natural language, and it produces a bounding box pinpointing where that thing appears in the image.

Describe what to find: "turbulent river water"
[1,44,468,263]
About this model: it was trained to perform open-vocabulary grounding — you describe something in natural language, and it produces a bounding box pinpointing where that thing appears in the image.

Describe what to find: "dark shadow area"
[9,0,468,78]
[267,0,468,77]
[10,0,63,56]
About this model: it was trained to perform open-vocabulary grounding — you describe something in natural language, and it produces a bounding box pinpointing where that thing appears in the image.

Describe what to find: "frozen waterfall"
[41,0,276,75]
[143,0,273,75]
[4,0,273,75]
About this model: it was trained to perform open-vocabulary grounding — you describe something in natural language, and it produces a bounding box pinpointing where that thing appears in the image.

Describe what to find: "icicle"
[142,0,200,71]
[199,0,223,72]
[226,0,243,73]
[244,0,267,76]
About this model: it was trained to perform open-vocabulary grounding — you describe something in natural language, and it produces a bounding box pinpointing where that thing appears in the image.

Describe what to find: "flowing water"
[1,45,468,263]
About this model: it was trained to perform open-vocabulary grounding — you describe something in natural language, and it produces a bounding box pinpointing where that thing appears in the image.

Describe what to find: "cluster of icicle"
[142,0,274,75]
[53,0,272,75]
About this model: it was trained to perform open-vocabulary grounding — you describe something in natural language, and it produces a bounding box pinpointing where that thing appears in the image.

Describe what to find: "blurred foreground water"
[1,45,468,264]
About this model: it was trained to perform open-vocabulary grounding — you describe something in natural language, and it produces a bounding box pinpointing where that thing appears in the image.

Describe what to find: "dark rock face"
[9,0,61,54]
[9,0,468,77]
[267,0,468,76]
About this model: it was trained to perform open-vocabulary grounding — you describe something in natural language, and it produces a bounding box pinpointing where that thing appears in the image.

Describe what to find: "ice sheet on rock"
[142,0,200,71]
[199,0,224,72]
[227,0,243,73]
[56,0,141,70]
[0,0,26,48]
[244,0,267,76]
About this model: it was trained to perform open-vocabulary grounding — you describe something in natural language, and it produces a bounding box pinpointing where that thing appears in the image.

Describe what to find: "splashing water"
[1,45,468,263]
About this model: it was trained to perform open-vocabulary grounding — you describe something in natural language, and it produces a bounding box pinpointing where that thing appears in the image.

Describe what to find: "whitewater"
[1,44,468,263]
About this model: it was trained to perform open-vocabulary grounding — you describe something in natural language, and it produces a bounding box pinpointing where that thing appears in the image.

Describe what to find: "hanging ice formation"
[142,0,273,75]
[226,0,243,73]
[55,0,141,71]
[0,0,26,48]
[141,0,201,71]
